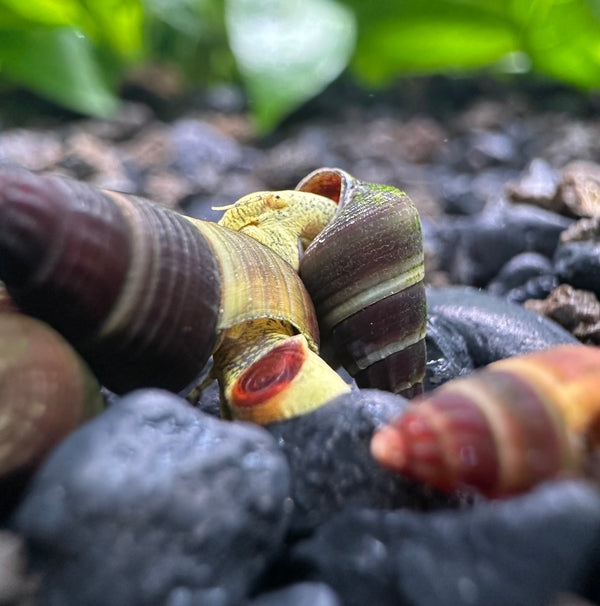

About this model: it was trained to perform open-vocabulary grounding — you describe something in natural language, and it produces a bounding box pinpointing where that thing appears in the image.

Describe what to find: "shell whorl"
[0,168,221,393]
[297,167,426,396]
[371,344,600,497]
[0,313,103,481]
[0,168,320,395]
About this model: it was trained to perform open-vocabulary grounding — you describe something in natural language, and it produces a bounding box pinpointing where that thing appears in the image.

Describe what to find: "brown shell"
[0,167,320,393]
[0,313,102,485]
[298,167,426,396]
[0,168,221,393]
[371,344,600,498]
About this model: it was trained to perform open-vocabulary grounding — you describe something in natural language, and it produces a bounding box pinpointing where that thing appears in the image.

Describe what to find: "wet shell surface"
[298,167,427,397]
[0,168,318,394]
[371,344,600,497]
[0,313,102,481]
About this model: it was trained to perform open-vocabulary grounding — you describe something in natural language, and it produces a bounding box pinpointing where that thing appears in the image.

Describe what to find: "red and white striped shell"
[371,344,600,498]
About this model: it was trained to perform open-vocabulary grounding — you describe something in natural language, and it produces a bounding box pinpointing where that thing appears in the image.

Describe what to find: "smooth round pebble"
[425,286,579,388]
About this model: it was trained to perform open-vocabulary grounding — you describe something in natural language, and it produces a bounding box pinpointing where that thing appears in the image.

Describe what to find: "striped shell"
[0,313,102,485]
[371,344,600,497]
[297,168,426,397]
[0,167,317,393]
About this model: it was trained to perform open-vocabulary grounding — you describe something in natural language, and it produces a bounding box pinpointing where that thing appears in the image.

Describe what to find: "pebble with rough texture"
[265,389,461,537]
[290,480,600,606]
[12,389,291,606]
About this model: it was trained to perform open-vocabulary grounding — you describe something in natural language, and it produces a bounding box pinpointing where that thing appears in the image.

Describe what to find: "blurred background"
[1,0,600,130]
[1,0,600,232]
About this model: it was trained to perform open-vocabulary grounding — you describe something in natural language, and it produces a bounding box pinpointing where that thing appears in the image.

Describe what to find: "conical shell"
[0,168,221,393]
[298,167,426,396]
[371,344,600,497]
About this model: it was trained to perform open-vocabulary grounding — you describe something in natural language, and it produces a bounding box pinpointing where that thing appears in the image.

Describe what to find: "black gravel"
[3,75,600,606]
[12,390,290,606]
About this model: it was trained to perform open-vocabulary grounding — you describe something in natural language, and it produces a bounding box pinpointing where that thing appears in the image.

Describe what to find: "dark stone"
[246,582,341,606]
[290,480,600,606]
[554,240,600,298]
[427,201,572,286]
[503,273,560,304]
[170,119,250,186]
[266,389,460,537]
[12,389,290,606]
[425,286,578,388]
[487,252,555,297]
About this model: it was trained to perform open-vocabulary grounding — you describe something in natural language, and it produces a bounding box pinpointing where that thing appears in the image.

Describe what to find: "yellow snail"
[371,344,600,498]
[0,166,426,423]
[221,167,427,398]
[0,167,350,423]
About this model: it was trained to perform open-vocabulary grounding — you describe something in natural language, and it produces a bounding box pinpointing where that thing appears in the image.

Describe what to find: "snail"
[371,344,600,498]
[0,313,103,487]
[0,167,350,423]
[295,168,427,397]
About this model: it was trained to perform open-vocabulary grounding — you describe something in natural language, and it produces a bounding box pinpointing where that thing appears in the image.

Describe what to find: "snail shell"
[371,344,600,497]
[0,313,103,483]
[0,167,317,393]
[297,168,427,397]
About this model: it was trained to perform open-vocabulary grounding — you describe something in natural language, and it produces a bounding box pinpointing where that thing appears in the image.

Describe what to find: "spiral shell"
[297,168,427,397]
[0,167,317,394]
[371,344,600,497]
[0,313,103,484]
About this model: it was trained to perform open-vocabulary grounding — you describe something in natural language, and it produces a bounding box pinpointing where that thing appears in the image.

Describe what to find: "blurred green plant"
[0,0,599,131]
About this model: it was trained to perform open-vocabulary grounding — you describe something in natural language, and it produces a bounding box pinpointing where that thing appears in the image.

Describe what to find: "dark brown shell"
[298,168,426,396]
[0,167,221,393]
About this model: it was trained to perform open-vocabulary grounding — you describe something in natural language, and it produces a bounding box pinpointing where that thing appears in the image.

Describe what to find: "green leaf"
[348,0,518,84]
[510,0,600,88]
[0,27,119,117]
[0,0,144,60]
[225,0,356,132]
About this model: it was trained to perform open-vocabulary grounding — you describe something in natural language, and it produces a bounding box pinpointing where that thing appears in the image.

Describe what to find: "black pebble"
[245,582,341,606]
[266,389,462,537]
[12,389,291,606]
[487,251,555,297]
[554,240,600,299]
[290,480,600,606]
[425,286,579,388]
[426,202,571,286]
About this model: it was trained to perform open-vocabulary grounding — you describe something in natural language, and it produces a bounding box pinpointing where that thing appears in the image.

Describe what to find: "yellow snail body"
[212,171,428,402]
[0,167,349,422]
[371,344,600,498]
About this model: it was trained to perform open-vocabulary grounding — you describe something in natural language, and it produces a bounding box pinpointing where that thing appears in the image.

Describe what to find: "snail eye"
[231,338,305,408]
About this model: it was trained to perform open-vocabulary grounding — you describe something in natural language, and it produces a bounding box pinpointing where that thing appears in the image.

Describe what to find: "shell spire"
[371,344,600,498]
[297,168,427,397]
